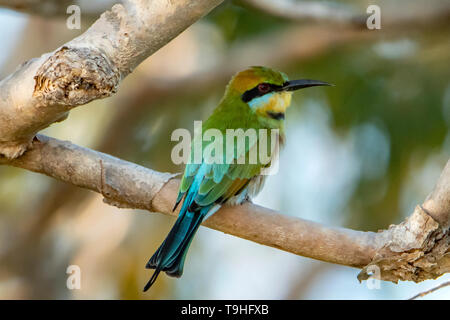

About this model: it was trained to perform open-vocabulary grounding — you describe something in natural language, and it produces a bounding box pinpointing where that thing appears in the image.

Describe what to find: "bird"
[144,66,331,291]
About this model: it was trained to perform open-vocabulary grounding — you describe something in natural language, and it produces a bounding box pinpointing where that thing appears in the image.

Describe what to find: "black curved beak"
[282,79,333,91]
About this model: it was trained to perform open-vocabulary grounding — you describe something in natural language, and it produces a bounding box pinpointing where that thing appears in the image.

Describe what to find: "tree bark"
[0,0,448,284]
[0,0,223,159]
[1,135,448,282]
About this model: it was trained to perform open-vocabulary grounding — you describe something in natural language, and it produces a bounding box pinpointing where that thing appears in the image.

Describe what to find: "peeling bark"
[33,46,119,105]
[357,161,450,282]
[359,206,449,283]
[0,0,448,285]
[0,0,223,159]
[2,135,449,283]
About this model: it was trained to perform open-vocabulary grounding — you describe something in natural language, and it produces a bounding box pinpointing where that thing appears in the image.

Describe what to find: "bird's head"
[227,66,331,120]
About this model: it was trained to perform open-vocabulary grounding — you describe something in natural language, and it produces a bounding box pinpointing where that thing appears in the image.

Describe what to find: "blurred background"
[0,0,449,299]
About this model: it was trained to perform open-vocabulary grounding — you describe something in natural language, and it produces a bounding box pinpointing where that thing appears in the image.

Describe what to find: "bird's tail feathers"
[143,269,161,292]
[143,206,209,291]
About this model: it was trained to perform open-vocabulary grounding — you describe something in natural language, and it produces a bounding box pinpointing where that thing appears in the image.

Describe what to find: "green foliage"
[207,1,288,43]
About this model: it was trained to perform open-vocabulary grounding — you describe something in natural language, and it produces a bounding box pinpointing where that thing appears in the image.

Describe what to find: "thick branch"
[1,135,449,282]
[0,0,223,159]
[423,160,450,228]
[0,0,448,283]
[2,135,381,267]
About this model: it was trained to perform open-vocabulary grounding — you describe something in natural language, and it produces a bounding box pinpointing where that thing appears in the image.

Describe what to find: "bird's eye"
[258,83,271,94]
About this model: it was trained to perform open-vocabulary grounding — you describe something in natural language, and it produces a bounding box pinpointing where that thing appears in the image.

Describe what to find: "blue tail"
[143,205,210,291]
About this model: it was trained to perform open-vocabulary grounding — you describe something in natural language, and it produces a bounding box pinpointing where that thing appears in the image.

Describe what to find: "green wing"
[175,130,271,209]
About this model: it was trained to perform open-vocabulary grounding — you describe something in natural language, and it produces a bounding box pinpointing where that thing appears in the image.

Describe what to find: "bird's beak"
[282,79,333,91]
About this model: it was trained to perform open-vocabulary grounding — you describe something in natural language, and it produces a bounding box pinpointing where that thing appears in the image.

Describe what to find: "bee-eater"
[144,66,330,291]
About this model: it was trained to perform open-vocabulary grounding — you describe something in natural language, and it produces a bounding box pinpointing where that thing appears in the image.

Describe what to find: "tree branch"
[243,0,450,27]
[0,0,448,285]
[243,0,364,24]
[408,280,450,300]
[0,0,223,159]
[1,135,448,282]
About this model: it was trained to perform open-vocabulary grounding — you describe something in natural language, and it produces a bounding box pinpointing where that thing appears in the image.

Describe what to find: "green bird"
[144,66,330,291]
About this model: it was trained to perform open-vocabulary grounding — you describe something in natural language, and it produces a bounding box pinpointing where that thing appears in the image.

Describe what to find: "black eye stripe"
[241,86,262,103]
[267,111,285,120]
[241,83,283,103]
